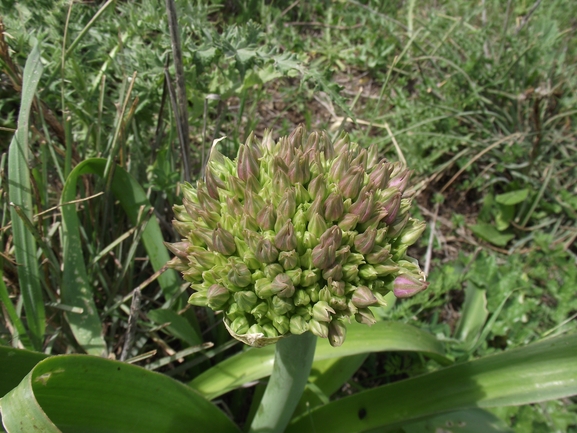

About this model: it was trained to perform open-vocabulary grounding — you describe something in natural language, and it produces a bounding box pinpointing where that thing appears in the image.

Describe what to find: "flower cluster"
[167,126,428,347]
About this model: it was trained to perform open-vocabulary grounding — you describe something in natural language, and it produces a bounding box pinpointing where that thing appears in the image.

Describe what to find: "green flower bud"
[328,279,346,297]
[251,302,269,320]
[230,316,250,334]
[339,165,364,200]
[366,245,391,264]
[329,151,350,182]
[293,289,311,306]
[264,263,284,280]
[254,278,274,299]
[188,291,208,307]
[271,295,294,316]
[207,284,230,309]
[324,192,344,221]
[309,319,329,338]
[338,213,359,231]
[290,315,309,335]
[358,264,378,280]
[308,174,327,200]
[244,189,265,219]
[273,315,290,335]
[355,308,377,326]
[237,143,260,182]
[234,291,258,312]
[308,213,328,239]
[227,176,245,200]
[205,167,225,200]
[262,323,279,338]
[164,241,190,259]
[279,250,299,270]
[354,227,377,255]
[256,201,276,231]
[312,301,335,322]
[300,269,320,287]
[248,324,265,335]
[322,264,343,281]
[306,285,320,303]
[255,238,279,263]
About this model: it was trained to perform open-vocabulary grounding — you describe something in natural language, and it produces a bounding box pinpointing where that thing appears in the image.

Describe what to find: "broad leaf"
[286,333,577,433]
[495,189,529,206]
[0,346,48,398]
[0,355,240,433]
[190,321,446,400]
[469,223,514,247]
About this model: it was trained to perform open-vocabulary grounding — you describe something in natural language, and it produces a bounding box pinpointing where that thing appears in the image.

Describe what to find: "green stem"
[248,332,317,433]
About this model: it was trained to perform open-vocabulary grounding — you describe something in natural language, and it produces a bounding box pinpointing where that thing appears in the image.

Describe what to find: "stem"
[248,332,317,433]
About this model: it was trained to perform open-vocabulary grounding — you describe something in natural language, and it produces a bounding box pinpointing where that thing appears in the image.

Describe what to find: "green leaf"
[402,408,513,433]
[61,158,196,355]
[7,42,45,350]
[495,203,515,231]
[469,223,514,247]
[454,283,488,346]
[147,308,202,347]
[0,346,48,398]
[0,355,241,433]
[495,189,529,206]
[286,333,577,433]
[190,321,446,400]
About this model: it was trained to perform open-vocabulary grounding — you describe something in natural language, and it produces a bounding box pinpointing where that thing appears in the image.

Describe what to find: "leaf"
[7,42,45,350]
[0,346,48,398]
[147,308,202,347]
[286,333,577,433]
[469,223,514,247]
[495,203,515,231]
[189,321,447,400]
[0,355,241,433]
[402,408,513,433]
[61,158,196,355]
[454,283,488,346]
[495,189,529,206]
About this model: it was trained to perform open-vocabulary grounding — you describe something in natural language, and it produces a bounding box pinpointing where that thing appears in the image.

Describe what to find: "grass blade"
[7,42,45,350]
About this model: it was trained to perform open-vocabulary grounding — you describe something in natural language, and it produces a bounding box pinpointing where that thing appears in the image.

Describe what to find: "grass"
[0,0,576,431]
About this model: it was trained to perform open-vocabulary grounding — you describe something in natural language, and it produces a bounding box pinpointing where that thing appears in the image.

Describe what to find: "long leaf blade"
[0,355,241,433]
[0,346,48,398]
[190,321,446,400]
[7,43,45,350]
[286,333,577,433]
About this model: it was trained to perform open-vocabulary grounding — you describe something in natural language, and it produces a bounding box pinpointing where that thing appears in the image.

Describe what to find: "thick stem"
[248,332,317,433]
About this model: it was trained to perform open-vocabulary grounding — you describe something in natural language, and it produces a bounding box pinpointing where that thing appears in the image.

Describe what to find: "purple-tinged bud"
[319,225,343,249]
[225,196,243,216]
[244,189,265,219]
[322,264,343,281]
[264,263,284,280]
[304,131,319,152]
[272,166,291,196]
[290,315,309,335]
[349,191,375,224]
[227,176,245,200]
[329,295,347,311]
[389,167,411,193]
[368,162,391,190]
[190,226,213,246]
[339,166,365,200]
[333,131,351,154]
[308,213,328,239]
[328,320,347,347]
[206,284,230,309]
[320,131,334,160]
[355,308,377,326]
[351,285,378,308]
[338,213,359,231]
[351,149,368,171]
[205,168,225,200]
[182,199,201,221]
[354,227,377,255]
[312,301,336,322]
[328,279,346,296]
[271,295,294,316]
[398,219,427,247]
[306,195,324,221]
[334,245,351,265]
[255,238,279,264]
[165,241,190,259]
[308,174,327,200]
[324,192,345,221]
[256,201,276,231]
[228,262,252,287]
[366,144,379,169]
[387,212,410,238]
[234,290,258,312]
[312,242,336,270]
[288,124,305,149]
[393,274,429,298]
[211,226,236,255]
[275,219,298,251]
[276,188,297,225]
[197,185,221,214]
[383,191,402,225]
[237,143,260,182]
[366,245,391,264]
[342,263,359,282]
[273,315,290,335]
[271,273,295,298]
[278,250,299,271]
[289,150,311,184]
[309,319,329,338]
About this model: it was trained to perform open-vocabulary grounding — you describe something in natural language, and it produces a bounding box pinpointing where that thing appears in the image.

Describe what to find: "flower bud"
[254,278,274,298]
[389,167,410,193]
[328,279,346,296]
[309,319,329,338]
[262,323,279,338]
[329,151,350,182]
[273,315,290,335]
[251,302,269,320]
[300,269,320,287]
[271,295,294,316]
[358,264,378,280]
[248,324,265,335]
[264,263,284,280]
[227,176,245,200]
[322,264,343,281]
[290,315,309,335]
[328,320,347,347]
[164,241,190,259]
[351,285,378,308]
[276,188,297,226]
[234,291,258,312]
[256,201,276,231]
[230,316,250,334]
[271,273,295,298]
[237,143,260,182]
[398,219,427,247]
[338,213,359,231]
[205,168,225,200]
[275,219,298,251]
[228,262,252,287]
[255,238,279,263]
[207,284,230,309]
[312,301,336,322]
[308,213,328,239]
[355,308,377,326]
[349,191,375,224]
[293,289,311,306]
[244,189,265,219]
[212,226,236,255]
[308,174,327,200]
[188,291,208,307]
[366,245,391,264]
[393,274,429,298]
[368,161,391,190]
[311,242,336,270]
[324,192,345,221]
[354,227,377,255]
[339,166,364,200]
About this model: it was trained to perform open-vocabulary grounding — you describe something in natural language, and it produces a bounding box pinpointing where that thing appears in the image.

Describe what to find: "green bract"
[167,126,428,347]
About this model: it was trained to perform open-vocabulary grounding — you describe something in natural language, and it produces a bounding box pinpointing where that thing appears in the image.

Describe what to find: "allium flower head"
[167,126,428,347]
